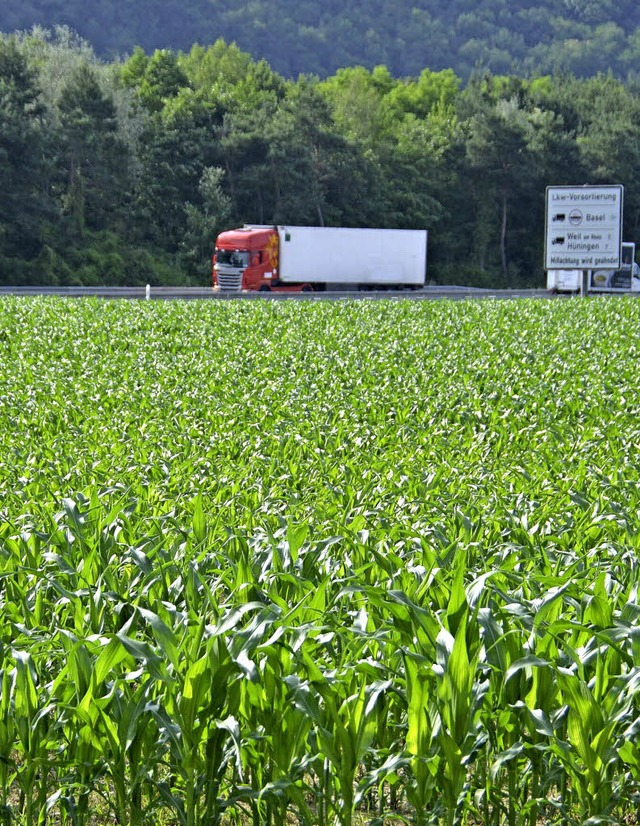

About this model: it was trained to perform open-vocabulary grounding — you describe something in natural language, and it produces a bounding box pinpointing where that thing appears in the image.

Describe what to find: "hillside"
[3,0,640,79]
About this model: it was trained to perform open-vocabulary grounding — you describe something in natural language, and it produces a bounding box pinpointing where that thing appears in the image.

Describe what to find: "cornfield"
[2,295,640,826]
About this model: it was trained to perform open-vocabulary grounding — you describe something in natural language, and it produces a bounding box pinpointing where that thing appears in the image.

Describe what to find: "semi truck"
[212,225,427,292]
[547,242,639,293]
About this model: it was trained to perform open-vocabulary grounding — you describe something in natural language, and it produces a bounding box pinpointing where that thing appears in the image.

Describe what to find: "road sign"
[544,185,623,270]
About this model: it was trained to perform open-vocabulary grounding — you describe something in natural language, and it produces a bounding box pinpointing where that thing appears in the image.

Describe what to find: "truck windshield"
[216,250,250,267]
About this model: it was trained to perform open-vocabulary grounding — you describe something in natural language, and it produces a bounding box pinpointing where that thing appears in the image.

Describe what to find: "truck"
[212,225,427,292]
[546,269,582,293]
[547,242,639,293]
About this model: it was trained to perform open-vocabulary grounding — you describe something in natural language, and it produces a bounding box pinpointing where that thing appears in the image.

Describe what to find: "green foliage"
[56,64,129,235]
[121,47,189,112]
[180,166,232,273]
[2,297,640,823]
[385,68,461,121]
[3,30,640,287]
[3,0,640,81]
[0,37,50,268]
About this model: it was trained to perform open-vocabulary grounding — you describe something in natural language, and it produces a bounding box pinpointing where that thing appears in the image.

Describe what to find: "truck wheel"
[258,284,271,292]
[301,284,314,292]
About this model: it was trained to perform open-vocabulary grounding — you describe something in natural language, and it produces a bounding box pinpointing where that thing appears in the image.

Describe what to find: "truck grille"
[216,271,243,292]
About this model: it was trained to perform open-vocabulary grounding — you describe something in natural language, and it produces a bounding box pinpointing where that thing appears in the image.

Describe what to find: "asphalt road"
[0,285,558,300]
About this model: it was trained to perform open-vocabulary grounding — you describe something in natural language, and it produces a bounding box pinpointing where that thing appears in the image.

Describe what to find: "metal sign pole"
[580,270,588,296]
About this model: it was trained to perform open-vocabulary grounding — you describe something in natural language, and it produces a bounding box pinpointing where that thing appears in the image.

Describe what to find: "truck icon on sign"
[552,213,566,222]
[551,236,565,245]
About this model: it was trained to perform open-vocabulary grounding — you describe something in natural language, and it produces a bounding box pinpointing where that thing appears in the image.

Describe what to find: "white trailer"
[276,226,427,288]
[546,269,582,292]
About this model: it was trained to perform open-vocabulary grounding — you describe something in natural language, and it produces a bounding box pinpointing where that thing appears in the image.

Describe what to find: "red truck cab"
[213,225,277,291]
[213,225,314,292]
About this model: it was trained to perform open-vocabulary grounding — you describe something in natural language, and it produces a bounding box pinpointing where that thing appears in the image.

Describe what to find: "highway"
[0,285,556,300]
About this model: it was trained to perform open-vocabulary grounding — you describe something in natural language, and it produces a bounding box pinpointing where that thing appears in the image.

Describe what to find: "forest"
[2,27,640,288]
[3,0,640,81]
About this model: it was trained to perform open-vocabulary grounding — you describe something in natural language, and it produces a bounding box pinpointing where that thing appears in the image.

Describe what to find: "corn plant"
[1,296,640,824]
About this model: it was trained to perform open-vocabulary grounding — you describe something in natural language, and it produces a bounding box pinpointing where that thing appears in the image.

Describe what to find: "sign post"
[544,186,623,293]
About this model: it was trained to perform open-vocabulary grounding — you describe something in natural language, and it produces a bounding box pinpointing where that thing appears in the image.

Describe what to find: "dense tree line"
[2,28,640,287]
[3,0,640,82]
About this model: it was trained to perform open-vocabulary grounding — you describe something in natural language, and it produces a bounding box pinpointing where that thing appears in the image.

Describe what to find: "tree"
[120,47,189,113]
[566,74,640,242]
[213,59,286,224]
[3,0,640,80]
[178,39,255,93]
[384,68,460,121]
[461,87,542,285]
[319,66,390,148]
[265,79,375,227]
[180,166,232,278]
[0,37,51,280]
[319,64,456,231]
[56,64,129,237]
